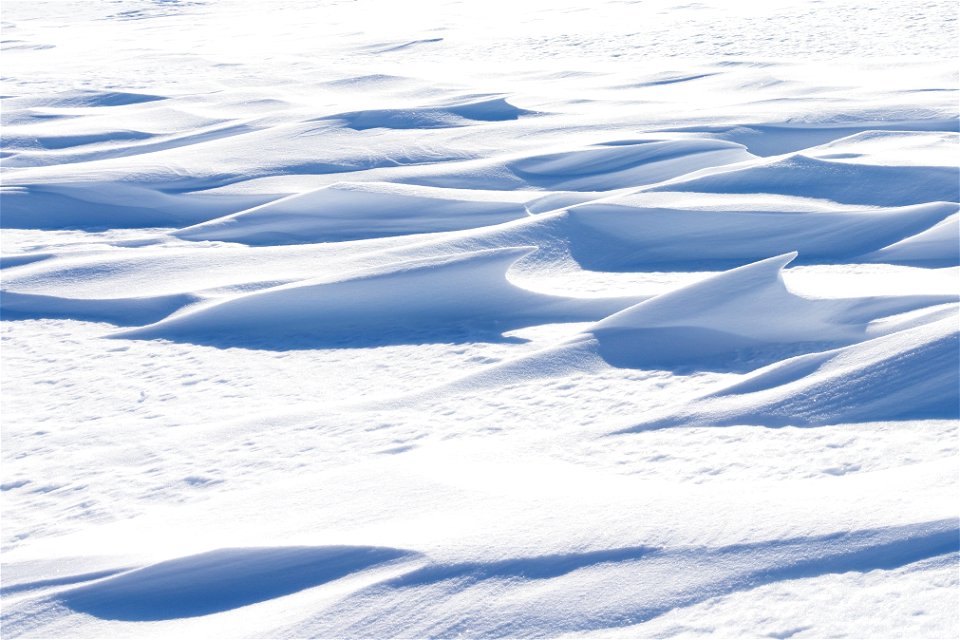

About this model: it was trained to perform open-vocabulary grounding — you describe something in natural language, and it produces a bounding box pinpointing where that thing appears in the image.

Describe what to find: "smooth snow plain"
[1,0,958,637]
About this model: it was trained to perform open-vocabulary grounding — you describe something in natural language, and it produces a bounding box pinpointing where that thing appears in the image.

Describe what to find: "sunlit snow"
[1,0,958,638]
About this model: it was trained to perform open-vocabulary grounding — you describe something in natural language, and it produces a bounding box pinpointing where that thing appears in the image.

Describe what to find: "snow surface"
[1,0,958,638]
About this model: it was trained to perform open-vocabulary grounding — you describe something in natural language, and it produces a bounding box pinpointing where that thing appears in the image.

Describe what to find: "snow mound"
[565,200,958,269]
[862,213,960,266]
[506,138,754,191]
[325,96,535,130]
[654,133,960,206]
[59,546,413,620]
[0,253,53,269]
[0,291,200,326]
[594,253,807,331]
[583,253,841,368]
[174,182,532,245]
[576,252,955,369]
[670,121,959,157]
[0,183,270,230]
[284,521,958,638]
[809,130,960,167]
[421,254,955,395]
[4,90,166,109]
[3,129,153,152]
[114,248,636,346]
[624,315,960,430]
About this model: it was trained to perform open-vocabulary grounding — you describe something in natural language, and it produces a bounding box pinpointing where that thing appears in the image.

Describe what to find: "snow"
[112,247,639,347]
[174,182,533,245]
[1,0,958,638]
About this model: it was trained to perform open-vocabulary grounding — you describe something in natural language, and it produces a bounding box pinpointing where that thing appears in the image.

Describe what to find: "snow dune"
[114,248,639,347]
[59,546,415,620]
[281,520,958,638]
[324,96,537,130]
[0,182,271,230]
[16,520,947,634]
[585,252,955,368]
[420,253,956,396]
[668,120,960,157]
[1,0,958,637]
[565,199,959,269]
[174,182,533,245]
[652,137,959,206]
[3,90,166,109]
[0,290,201,326]
[4,181,954,325]
[624,314,960,430]
[503,138,755,191]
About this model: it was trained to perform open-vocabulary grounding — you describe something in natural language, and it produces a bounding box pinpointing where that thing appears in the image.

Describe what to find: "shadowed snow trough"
[59,547,415,620]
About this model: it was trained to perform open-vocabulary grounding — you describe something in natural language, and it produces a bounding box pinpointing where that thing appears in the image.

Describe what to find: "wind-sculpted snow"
[863,213,960,266]
[566,200,960,269]
[282,521,958,638]
[621,314,960,430]
[174,182,533,245]
[0,182,271,230]
[423,254,956,393]
[114,248,639,347]
[587,253,956,357]
[666,120,960,157]
[58,546,415,620]
[503,138,755,191]
[578,251,857,368]
[3,90,166,109]
[2,0,958,637]
[654,146,960,206]
[325,96,537,130]
[0,291,202,326]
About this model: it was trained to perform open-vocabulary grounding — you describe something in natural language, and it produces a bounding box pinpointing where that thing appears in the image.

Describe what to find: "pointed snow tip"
[741,251,798,273]
[780,250,799,263]
[762,251,799,267]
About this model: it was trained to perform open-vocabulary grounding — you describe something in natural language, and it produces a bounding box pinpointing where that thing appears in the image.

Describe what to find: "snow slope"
[1,0,958,638]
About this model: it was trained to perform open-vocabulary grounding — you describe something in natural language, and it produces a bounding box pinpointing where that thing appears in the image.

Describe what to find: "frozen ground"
[1,0,958,637]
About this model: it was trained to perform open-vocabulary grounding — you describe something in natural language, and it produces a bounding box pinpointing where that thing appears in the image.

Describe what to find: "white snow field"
[1,0,958,637]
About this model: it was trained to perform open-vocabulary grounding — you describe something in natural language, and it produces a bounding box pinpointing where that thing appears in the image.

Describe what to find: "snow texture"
[1,0,958,638]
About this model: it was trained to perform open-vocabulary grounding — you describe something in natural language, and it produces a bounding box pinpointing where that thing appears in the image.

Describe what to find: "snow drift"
[3,3,958,638]
[653,131,960,206]
[114,248,639,346]
[582,252,955,369]
[565,200,959,269]
[174,182,533,245]
[323,96,536,130]
[59,546,414,620]
[620,314,960,430]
